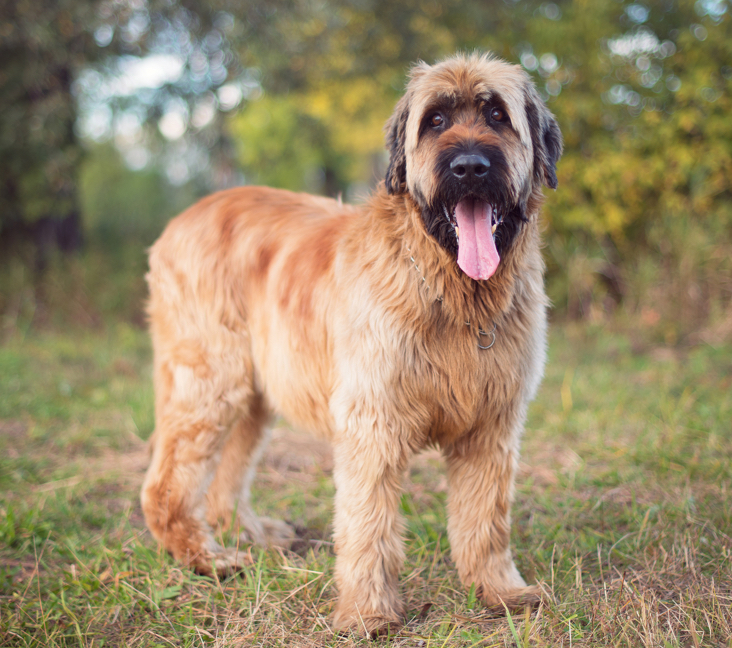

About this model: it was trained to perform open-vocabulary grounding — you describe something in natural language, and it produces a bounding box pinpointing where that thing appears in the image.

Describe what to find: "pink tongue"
[454,199,500,280]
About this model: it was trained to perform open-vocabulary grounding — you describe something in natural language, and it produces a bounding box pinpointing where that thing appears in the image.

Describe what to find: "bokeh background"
[1,0,731,342]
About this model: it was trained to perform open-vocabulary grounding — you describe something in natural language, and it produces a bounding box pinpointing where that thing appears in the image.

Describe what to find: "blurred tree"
[1,0,730,337]
[229,0,534,194]
[535,0,732,334]
[229,0,731,337]
[78,143,198,245]
[0,0,533,255]
[230,73,397,196]
[0,0,247,261]
[0,0,98,263]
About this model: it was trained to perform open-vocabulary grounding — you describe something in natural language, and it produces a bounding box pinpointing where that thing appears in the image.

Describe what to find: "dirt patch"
[264,426,334,480]
[1,419,29,460]
[0,419,28,439]
[264,427,451,495]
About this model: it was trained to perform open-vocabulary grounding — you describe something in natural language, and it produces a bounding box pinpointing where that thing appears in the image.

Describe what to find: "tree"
[2,0,730,336]
[0,0,98,260]
[0,0,246,259]
[535,0,732,332]
[229,0,732,335]
[228,0,537,195]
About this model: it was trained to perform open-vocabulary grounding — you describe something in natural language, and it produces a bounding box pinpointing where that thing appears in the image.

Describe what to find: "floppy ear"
[384,93,410,195]
[525,87,563,189]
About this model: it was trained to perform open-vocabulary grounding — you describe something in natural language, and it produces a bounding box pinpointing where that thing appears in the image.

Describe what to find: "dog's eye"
[429,113,445,128]
[490,107,508,123]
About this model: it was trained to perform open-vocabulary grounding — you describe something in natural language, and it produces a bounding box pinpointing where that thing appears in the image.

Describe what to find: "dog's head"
[385,53,562,281]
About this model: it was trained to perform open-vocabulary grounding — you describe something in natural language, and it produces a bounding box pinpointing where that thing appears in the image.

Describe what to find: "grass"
[1,279,731,646]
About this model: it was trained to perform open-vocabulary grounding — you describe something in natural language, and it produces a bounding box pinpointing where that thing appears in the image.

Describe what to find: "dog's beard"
[420,149,526,280]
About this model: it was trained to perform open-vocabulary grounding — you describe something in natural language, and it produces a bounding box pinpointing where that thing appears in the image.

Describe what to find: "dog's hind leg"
[444,429,542,613]
[205,394,295,548]
[140,324,259,575]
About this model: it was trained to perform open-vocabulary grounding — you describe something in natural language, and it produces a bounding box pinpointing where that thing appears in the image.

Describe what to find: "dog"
[141,52,562,635]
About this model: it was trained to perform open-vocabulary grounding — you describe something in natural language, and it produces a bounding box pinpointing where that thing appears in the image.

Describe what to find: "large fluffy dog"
[141,53,562,635]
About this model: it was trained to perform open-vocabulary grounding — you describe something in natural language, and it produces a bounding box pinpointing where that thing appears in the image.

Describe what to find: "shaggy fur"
[141,52,562,636]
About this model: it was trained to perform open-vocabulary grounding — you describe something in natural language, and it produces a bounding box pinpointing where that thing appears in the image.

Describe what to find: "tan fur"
[142,52,560,636]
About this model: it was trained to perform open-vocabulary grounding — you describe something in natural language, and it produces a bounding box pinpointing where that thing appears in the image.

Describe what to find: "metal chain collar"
[405,245,496,350]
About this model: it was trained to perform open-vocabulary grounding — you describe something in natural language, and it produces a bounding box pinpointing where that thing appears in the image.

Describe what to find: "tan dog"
[141,52,562,635]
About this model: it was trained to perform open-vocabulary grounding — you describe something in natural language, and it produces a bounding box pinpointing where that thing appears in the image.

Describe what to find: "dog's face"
[385,53,562,280]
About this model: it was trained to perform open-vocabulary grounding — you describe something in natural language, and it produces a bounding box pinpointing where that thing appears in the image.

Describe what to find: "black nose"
[450,154,490,180]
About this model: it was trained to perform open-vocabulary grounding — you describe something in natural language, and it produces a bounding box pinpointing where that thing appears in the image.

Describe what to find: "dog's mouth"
[442,198,504,280]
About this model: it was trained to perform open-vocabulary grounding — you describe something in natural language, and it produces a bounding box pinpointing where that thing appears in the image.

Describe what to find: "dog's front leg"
[444,431,542,612]
[330,432,409,636]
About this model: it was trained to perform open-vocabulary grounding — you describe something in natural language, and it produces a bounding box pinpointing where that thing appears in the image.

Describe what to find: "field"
[1,305,731,646]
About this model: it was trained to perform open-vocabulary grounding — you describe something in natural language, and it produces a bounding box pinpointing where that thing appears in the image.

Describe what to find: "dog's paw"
[332,608,403,638]
[480,584,543,614]
[188,545,253,577]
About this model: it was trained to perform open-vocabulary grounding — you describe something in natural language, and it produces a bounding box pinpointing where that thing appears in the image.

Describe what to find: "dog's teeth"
[491,223,497,234]
[455,225,460,239]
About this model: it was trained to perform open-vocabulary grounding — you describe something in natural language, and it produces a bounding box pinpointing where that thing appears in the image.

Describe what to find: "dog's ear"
[525,87,563,189]
[384,93,410,195]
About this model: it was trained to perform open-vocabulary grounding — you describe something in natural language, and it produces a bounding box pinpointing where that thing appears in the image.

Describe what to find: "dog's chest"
[388,317,534,445]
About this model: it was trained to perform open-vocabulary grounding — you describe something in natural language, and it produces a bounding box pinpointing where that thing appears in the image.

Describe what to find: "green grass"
[1,318,731,646]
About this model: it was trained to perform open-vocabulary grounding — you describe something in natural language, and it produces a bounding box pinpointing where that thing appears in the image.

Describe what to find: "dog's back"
[146,186,360,441]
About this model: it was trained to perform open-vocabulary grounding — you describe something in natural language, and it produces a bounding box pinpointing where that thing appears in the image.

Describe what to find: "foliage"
[1,318,730,646]
[2,0,731,333]
[537,0,732,335]
[230,74,397,195]
[226,0,732,336]
[228,0,534,194]
[0,0,97,227]
[78,143,199,244]
[0,241,151,334]
[0,0,245,235]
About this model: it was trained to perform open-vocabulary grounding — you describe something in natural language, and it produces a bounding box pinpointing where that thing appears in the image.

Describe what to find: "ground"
[1,322,731,647]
